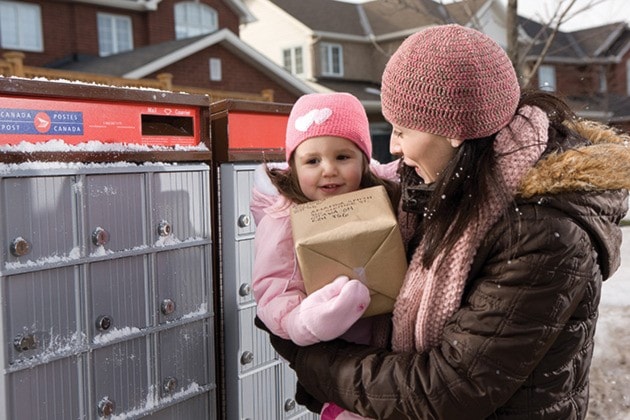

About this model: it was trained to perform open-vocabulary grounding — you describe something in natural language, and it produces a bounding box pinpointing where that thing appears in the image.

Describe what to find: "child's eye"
[393,130,403,138]
[305,158,319,165]
[336,155,350,161]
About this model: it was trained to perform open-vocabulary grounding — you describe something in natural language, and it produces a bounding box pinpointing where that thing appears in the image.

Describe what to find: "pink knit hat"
[381,24,520,140]
[285,92,372,160]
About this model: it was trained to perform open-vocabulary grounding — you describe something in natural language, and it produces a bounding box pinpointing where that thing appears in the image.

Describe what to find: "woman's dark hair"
[407,89,581,268]
[266,154,401,208]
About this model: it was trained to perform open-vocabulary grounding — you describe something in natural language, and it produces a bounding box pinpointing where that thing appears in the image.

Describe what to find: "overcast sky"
[336,0,629,31]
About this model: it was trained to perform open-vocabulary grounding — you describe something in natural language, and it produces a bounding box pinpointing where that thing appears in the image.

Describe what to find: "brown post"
[261,89,274,102]
[3,52,25,76]
[156,72,173,90]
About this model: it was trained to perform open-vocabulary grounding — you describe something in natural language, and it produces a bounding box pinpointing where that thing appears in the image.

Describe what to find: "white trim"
[575,110,614,119]
[224,0,256,24]
[312,30,368,43]
[70,0,161,11]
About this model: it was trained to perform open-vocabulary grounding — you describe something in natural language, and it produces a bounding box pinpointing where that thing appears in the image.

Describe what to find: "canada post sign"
[0,108,84,135]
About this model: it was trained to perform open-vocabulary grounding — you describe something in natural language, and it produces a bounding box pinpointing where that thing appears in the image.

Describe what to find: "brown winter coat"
[287,120,630,419]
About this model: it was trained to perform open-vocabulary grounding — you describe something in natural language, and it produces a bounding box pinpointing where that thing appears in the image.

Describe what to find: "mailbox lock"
[284,399,297,412]
[157,221,172,237]
[92,227,110,246]
[239,283,251,297]
[10,237,31,257]
[14,333,37,352]
[163,376,178,394]
[237,214,250,228]
[97,397,115,417]
[161,298,176,315]
[240,351,254,365]
[96,315,113,332]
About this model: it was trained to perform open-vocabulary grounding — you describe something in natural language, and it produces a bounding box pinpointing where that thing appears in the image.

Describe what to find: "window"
[0,1,43,52]
[209,58,221,81]
[598,66,607,93]
[282,46,304,76]
[537,65,556,92]
[174,2,218,39]
[97,13,133,57]
[320,43,343,77]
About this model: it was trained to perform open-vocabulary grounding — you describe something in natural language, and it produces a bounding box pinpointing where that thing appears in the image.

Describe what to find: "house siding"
[241,0,313,78]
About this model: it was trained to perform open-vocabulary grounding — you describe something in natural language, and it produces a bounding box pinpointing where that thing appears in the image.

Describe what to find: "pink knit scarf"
[391,106,550,353]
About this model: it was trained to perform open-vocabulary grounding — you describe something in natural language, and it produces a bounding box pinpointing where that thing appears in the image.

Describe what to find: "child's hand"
[283,276,371,345]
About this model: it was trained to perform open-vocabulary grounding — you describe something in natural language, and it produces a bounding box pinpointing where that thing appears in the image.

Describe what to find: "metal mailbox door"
[1,175,76,266]
[157,319,214,398]
[89,255,149,339]
[5,266,80,364]
[141,393,215,419]
[239,365,281,419]
[85,173,146,254]
[151,168,210,244]
[92,336,150,418]
[155,247,209,325]
[7,355,82,420]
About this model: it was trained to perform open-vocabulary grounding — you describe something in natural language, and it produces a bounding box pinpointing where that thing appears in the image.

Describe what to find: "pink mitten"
[283,276,370,346]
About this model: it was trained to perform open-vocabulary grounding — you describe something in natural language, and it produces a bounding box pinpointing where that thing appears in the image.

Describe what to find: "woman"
[257,24,630,419]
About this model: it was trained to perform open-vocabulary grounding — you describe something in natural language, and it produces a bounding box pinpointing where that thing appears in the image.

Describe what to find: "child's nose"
[321,160,338,175]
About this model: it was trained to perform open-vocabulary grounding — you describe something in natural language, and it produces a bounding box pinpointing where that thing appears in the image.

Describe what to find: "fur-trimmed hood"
[518,119,630,280]
[520,120,630,197]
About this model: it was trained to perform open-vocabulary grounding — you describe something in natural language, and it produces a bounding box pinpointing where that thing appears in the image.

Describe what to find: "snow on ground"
[587,226,630,419]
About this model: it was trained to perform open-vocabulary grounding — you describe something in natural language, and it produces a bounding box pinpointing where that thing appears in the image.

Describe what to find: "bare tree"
[510,0,609,87]
[506,0,519,69]
[382,0,612,88]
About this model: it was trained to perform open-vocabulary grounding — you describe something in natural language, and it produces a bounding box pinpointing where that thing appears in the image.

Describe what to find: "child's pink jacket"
[250,166,372,345]
[250,161,399,346]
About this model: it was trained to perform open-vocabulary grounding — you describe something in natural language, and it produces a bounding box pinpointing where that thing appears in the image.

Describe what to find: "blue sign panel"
[0,109,84,135]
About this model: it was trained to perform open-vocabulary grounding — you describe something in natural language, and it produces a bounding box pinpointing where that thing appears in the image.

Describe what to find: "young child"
[250,92,398,419]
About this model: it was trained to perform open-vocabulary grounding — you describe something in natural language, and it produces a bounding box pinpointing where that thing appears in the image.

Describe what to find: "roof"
[265,0,489,39]
[520,17,630,62]
[269,0,369,36]
[56,29,315,96]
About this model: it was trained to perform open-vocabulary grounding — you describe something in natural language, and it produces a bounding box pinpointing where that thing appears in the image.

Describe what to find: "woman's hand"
[254,315,300,365]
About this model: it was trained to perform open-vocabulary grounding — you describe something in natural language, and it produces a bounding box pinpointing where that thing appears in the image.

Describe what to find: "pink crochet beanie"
[285,92,372,160]
[381,24,520,140]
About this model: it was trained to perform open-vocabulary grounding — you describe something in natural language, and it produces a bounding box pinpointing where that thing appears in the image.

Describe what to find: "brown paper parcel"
[290,186,407,318]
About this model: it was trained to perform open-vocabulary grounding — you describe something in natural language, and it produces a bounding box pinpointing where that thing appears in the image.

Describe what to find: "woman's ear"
[448,138,465,148]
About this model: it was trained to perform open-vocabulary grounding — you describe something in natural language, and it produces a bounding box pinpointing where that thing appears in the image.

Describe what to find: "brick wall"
[147,44,299,104]
[1,0,241,67]
[0,0,297,102]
